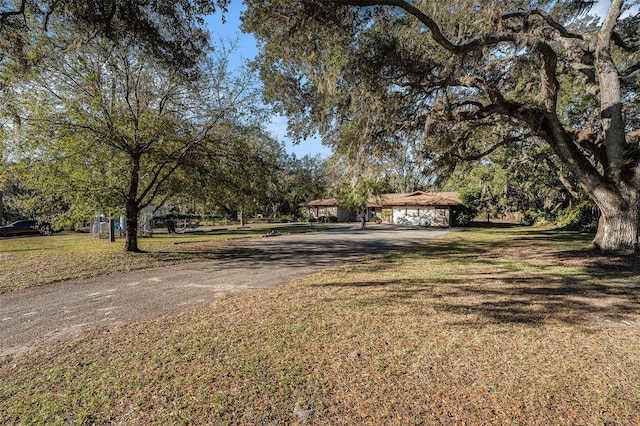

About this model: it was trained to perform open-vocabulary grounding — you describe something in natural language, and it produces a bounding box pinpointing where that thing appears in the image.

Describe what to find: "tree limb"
[612,31,638,52]
[332,0,516,54]
[544,156,583,200]
[334,0,560,110]
[0,0,26,24]
[621,60,640,78]
[566,128,607,167]
[43,0,63,30]
[501,9,584,40]
[449,134,531,162]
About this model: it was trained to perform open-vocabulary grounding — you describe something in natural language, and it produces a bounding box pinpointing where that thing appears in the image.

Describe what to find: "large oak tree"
[243,0,640,252]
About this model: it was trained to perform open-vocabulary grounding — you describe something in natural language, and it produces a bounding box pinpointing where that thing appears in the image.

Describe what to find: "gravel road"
[1,226,452,357]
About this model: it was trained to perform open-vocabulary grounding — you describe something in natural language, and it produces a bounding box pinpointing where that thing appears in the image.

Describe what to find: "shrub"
[520,210,538,226]
[454,206,475,226]
[558,201,599,231]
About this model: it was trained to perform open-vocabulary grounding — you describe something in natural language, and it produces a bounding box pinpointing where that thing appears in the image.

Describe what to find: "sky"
[206,3,334,159]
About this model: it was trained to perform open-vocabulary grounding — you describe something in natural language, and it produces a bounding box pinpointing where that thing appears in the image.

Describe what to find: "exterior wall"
[383,206,452,227]
[432,208,451,227]
[381,208,393,223]
[336,207,354,222]
[305,206,353,222]
[323,206,338,218]
[308,206,337,219]
[392,207,433,226]
[304,201,456,226]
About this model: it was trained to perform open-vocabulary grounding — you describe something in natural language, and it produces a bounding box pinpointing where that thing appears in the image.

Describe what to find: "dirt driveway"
[1,226,452,357]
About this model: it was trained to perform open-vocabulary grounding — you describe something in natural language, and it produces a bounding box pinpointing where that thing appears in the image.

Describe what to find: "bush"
[327,215,338,223]
[558,201,599,231]
[520,210,538,226]
[454,206,476,226]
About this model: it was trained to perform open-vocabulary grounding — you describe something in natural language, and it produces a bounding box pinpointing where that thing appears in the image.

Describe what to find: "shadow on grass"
[438,277,640,326]
[322,275,640,328]
[317,227,640,327]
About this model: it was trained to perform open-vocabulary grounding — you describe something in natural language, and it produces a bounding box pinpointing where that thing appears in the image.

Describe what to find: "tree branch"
[621,60,640,78]
[450,134,530,162]
[334,0,560,110]
[544,156,583,200]
[0,0,26,24]
[600,0,622,40]
[611,31,637,52]
[43,0,61,31]
[455,101,523,122]
[332,0,515,54]
[455,75,506,105]
[566,128,607,168]
[501,9,584,40]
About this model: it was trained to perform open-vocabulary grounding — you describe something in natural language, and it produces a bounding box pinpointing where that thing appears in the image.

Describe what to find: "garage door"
[392,208,435,226]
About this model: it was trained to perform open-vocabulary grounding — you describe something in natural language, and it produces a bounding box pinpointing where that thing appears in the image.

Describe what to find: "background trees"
[177,124,329,222]
[3,30,331,247]
[243,0,640,252]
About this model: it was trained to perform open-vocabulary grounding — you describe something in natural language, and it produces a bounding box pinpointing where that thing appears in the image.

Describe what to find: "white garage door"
[392,207,435,226]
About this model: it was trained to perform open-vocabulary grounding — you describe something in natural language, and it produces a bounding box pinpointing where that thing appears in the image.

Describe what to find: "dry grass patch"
[1,225,640,424]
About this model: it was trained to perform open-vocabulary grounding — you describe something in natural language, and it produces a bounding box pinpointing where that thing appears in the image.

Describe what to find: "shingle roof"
[299,192,462,208]
[368,191,462,207]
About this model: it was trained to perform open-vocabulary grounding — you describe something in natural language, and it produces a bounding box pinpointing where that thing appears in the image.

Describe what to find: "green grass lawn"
[0,224,320,292]
[2,225,640,424]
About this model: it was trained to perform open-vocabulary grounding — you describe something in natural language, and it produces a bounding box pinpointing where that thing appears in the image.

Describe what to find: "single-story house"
[298,197,355,222]
[367,191,462,227]
[300,191,463,227]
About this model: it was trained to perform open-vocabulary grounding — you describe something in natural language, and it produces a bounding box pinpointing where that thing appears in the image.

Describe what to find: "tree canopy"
[243,0,640,252]
[0,0,229,73]
[10,37,245,251]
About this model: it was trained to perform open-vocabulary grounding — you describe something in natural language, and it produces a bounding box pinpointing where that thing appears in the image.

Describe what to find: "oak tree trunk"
[124,200,141,253]
[587,0,639,253]
[591,192,639,253]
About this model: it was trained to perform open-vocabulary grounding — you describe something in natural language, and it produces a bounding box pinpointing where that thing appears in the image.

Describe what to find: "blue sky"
[207,3,334,159]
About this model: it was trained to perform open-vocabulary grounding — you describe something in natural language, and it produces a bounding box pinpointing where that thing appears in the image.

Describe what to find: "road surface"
[1,226,452,357]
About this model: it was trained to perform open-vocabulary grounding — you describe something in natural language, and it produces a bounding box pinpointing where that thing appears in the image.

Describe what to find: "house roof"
[368,191,462,208]
[299,192,462,208]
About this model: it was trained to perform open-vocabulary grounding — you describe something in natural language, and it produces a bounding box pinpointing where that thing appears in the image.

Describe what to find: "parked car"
[0,220,53,237]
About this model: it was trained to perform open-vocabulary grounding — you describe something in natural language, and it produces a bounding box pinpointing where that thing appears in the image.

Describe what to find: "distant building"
[300,191,463,227]
[298,197,355,222]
